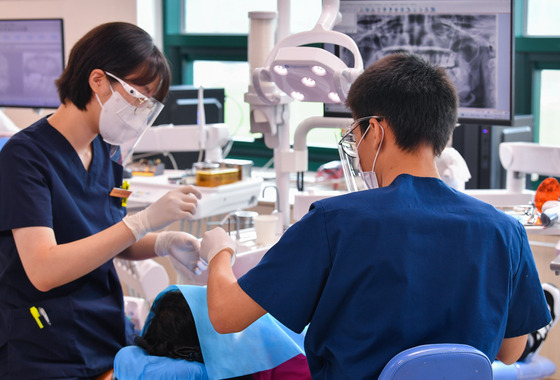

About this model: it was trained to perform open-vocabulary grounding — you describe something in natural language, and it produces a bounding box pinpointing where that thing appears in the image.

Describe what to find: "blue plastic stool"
[378,344,493,380]
[379,344,557,380]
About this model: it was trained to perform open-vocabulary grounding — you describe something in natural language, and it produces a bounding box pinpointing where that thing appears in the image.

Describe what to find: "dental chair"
[114,285,307,380]
[378,344,556,380]
[114,258,170,330]
[116,339,556,379]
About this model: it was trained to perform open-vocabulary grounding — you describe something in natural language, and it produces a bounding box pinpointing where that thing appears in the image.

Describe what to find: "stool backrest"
[378,343,493,380]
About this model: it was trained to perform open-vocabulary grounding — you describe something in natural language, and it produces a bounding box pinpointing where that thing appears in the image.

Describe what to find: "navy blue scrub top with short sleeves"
[238,175,551,380]
[0,117,130,379]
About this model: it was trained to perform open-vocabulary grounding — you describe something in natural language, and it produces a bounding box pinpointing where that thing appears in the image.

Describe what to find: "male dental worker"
[200,52,551,379]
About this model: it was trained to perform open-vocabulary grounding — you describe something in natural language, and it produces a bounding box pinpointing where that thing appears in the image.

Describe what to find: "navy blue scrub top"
[0,117,130,379]
[239,175,551,379]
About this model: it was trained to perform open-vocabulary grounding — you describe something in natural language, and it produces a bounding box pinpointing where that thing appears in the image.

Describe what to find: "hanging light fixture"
[252,0,364,105]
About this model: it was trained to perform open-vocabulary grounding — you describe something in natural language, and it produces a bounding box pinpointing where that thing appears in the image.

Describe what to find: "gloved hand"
[123,185,202,241]
[155,231,207,275]
[200,227,236,266]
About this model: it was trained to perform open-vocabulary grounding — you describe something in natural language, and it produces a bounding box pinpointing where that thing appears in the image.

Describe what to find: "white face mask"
[95,79,163,163]
[356,123,384,189]
[96,90,149,146]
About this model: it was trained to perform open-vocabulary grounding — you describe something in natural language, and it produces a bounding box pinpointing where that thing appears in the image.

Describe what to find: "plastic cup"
[254,214,278,245]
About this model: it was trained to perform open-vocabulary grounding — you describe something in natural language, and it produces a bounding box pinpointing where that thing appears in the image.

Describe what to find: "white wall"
[0,0,162,128]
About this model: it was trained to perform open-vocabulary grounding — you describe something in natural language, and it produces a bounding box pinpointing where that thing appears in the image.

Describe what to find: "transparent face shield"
[337,116,382,192]
[104,72,164,164]
[337,118,366,192]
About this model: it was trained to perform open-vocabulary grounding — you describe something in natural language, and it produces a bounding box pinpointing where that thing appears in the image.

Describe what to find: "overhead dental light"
[252,0,364,105]
[244,0,364,232]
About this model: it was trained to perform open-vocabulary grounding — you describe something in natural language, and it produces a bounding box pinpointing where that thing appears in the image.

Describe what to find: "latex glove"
[123,185,202,241]
[200,227,236,266]
[155,231,207,275]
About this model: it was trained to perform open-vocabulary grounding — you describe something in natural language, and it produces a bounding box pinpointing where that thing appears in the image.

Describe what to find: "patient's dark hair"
[135,290,203,363]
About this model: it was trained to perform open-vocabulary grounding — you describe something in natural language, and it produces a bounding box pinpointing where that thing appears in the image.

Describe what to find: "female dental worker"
[0,22,204,379]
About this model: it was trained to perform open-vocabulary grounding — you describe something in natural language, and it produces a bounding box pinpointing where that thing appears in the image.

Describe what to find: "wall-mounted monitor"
[324,0,514,126]
[0,19,64,109]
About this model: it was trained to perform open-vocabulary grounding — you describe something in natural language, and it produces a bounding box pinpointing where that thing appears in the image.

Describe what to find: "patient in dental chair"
[117,283,559,379]
[126,288,311,380]
[134,290,205,364]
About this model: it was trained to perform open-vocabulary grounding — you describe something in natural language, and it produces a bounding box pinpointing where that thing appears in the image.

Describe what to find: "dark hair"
[135,290,203,363]
[346,52,458,155]
[56,22,171,110]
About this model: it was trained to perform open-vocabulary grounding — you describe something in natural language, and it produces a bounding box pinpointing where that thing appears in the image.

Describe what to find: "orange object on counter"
[535,177,560,212]
[196,168,239,187]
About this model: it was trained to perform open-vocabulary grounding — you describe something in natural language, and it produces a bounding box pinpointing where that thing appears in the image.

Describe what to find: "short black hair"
[134,290,203,363]
[346,52,458,155]
[56,22,171,110]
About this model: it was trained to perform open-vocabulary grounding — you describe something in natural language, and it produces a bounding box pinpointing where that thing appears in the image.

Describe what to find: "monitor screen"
[153,85,225,126]
[324,0,514,126]
[0,19,64,109]
[138,85,226,170]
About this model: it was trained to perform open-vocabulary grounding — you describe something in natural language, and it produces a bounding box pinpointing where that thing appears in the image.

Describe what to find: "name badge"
[109,187,132,199]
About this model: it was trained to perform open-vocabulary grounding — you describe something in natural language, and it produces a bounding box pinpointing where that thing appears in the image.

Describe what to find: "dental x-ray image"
[340,14,497,109]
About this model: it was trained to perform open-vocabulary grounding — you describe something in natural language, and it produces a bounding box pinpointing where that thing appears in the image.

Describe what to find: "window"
[166,1,560,174]
[537,70,560,145]
[185,0,276,34]
[164,0,336,168]
[518,0,560,148]
[183,0,320,35]
[192,60,326,144]
[192,61,249,139]
[526,0,560,36]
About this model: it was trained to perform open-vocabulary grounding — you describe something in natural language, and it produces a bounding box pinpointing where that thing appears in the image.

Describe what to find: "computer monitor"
[153,85,225,126]
[452,115,533,189]
[0,19,65,109]
[137,85,226,169]
[324,0,514,126]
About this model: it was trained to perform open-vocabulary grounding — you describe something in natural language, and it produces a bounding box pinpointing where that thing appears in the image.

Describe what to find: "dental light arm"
[133,123,230,163]
[292,116,351,159]
[270,116,351,174]
[499,142,560,192]
[466,142,560,207]
[245,0,365,231]
[314,0,343,30]
[247,10,353,227]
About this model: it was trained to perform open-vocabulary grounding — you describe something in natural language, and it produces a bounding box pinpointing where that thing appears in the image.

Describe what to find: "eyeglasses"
[338,115,383,158]
[105,71,155,109]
